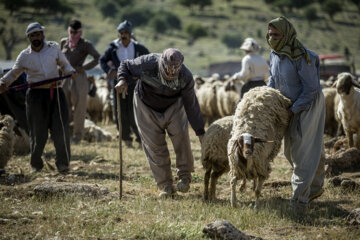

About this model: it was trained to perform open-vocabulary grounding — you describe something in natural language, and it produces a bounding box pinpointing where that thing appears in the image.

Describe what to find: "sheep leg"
[357,129,360,150]
[252,178,257,191]
[239,179,246,192]
[254,177,265,207]
[204,167,211,201]
[230,176,238,208]
[346,129,354,148]
[209,167,228,201]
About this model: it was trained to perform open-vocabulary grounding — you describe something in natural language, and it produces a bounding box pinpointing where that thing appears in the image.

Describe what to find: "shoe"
[309,189,324,202]
[124,140,133,148]
[0,169,6,176]
[57,165,70,174]
[289,200,308,212]
[176,178,190,193]
[30,167,42,174]
[159,185,175,199]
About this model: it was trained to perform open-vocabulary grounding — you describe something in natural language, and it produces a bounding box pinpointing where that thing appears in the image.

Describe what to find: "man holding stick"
[0,22,76,173]
[115,48,205,198]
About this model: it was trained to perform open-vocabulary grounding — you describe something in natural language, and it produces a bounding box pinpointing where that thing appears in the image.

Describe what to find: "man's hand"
[0,82,8,94]
[75,66,84,72]
[115,79,128,95]
[71,71,77,80]
[107,69,117,80]
[287,108,294,119]
[198,134,204,144]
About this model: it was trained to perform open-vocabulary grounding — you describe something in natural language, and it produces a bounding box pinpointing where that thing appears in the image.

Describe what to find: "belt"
[31,81,62,89]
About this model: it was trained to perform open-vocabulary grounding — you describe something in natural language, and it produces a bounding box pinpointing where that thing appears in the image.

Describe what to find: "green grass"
[1,125,360,239]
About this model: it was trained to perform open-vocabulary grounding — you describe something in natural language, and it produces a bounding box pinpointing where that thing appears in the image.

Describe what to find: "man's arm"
[99,46,114,74]
[232,56,250,82]
[0,53,26,93]
[82,41,100,71]
[56,45,75,75]
[180,68,205,136]
[267,53,275,88]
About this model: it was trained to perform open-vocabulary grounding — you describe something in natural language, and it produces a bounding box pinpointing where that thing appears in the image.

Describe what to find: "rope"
[56,84,70,165]
[9,75,71,92]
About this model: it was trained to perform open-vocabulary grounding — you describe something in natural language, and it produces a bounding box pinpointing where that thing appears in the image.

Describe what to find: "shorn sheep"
[335,72,360,149]
[0,114,16,171]
[202,116,233,201]
[228,86,292,207]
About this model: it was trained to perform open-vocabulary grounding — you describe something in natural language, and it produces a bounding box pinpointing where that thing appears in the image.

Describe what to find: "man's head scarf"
[266,16,310,64]
[159,48,184,82]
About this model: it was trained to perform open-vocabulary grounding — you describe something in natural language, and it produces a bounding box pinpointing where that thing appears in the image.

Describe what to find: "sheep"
[196,81,222,125]
[227,86,292,207]
[202,116,233,201]
[13,126,30,155]
[82,119,113,142]
[335,72,360,149]
[216,79,240,118]
[0,115,16,170]
[86,77,111,124]
[322,87,337,136]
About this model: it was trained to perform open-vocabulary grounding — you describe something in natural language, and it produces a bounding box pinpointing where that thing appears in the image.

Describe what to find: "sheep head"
[229,133,273,159]
[335,72,360,95]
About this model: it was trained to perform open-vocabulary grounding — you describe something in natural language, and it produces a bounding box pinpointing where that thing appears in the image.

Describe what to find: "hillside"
[0,0,359,76]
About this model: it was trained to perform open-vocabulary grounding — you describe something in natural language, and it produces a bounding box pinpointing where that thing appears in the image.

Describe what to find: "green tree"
[94,0,133,19]
[321,0,342,20]
[221,33,243,49]
[0,0,73,60]
[304,6,318,24]
[185,23,207,41]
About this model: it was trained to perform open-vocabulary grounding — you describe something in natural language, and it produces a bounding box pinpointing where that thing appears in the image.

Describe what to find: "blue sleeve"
[267,53,275,88]
[99,46,112,74]
[290,55,321,114]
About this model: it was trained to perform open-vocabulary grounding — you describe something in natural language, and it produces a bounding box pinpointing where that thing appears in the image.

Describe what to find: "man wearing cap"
[99,20,149,147]
[267,16,325,209]
[60,19,100,143]
[232,38,270,98]
[115,48,205,198]
[0,22,76,173]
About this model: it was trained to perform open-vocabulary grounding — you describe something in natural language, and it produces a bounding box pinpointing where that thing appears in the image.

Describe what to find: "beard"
[31,39,43,47]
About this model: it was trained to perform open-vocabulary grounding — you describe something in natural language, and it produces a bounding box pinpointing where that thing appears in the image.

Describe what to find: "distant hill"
[0,0,359,76]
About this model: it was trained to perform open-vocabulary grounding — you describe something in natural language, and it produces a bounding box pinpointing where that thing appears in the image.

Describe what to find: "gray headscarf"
[159,48,184,89]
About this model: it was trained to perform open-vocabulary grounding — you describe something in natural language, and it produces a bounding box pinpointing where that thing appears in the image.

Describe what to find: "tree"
[94,0,133,19]
[0,0,73,60]
[221,33,243,49]
[304,6,318,24]
[321,0,342,20]
[185,23,207,41]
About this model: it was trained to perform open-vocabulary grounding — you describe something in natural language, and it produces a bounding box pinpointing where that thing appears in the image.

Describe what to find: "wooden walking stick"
[117,91,125,199]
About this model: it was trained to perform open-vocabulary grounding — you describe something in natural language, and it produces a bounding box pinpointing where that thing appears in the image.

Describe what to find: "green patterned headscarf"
[266,16,310,64]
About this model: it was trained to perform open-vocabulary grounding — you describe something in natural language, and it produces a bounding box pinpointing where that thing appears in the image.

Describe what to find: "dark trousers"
[26,88,70,171]
[240,80,266,98]
[112,80,140,142]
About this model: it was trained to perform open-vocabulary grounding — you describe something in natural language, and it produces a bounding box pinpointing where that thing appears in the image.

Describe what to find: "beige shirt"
[0,41,74,87]
[232,53,270,82]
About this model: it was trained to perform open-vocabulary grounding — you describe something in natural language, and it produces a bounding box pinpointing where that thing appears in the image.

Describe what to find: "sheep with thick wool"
[227,86,292,207]
[0,115,16,170]
[216,79,240,118]
[335,72,360,149]
[202,116,233,201]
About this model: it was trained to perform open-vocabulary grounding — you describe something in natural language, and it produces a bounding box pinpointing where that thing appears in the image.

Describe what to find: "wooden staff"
[117,91,125,199]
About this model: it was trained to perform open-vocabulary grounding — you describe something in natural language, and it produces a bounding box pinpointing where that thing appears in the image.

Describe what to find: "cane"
[117,91,125,199]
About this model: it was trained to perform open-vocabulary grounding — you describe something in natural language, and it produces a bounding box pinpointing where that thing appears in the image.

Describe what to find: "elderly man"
[100,20,149,147]
[60,19,100,143]
[232,38,269,98]
[267,16,325,209]
[115,48,205,198]
[0,22,76,173]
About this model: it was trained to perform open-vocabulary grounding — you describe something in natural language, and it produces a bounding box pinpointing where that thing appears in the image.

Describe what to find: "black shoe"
[0,169,6,176]
[57,165,70,174]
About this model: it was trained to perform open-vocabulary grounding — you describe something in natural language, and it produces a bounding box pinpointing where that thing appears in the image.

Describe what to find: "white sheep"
[0,115,16,170]
[322,87,337,136]
[82,119,113,142]
[196,81,221,125]
[86,77,111,124]
[202,116,233,201]
[216,79,240,118]
[13,126,30,155]
[227,86,291,207]
[335,72,360,149]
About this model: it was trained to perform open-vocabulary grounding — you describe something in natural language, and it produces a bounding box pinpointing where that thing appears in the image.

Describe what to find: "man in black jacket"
[99,20,149,147]
[115,48,205,198]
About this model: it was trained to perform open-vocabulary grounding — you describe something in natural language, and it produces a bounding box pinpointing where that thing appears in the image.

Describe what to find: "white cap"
[25,22,45,35]
[240,38,260,52]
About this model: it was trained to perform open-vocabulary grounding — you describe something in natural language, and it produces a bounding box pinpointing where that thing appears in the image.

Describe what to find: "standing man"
[231,37,269,98]
[115,48,205,198]
[0,22,76,173]
[100,20,149,147]
[267,16,325,209]
[61,19,100,143]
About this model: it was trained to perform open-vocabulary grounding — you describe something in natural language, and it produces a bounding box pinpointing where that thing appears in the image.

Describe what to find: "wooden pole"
[117,91,125,199]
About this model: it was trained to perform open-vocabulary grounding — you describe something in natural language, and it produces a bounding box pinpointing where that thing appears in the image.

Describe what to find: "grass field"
[0,123,359,239]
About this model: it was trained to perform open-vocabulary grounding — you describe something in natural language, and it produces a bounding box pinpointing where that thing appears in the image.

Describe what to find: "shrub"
[185,23,207,40]
[304,6,318,23]
[221,33,243,49]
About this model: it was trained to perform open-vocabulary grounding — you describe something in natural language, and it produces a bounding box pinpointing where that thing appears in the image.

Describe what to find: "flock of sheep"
[1,71,360,208]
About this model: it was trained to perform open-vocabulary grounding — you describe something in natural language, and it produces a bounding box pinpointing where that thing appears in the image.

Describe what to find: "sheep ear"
[228,139,242,156]
[254,137,273,143]
[331,81,337,88]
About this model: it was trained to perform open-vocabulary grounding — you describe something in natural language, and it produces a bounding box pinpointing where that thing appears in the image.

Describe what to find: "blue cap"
[117,20,132,34]
[25,22,45,35]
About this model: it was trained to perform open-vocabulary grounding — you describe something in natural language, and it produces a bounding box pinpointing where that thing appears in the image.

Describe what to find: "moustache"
[31,40,42,47]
